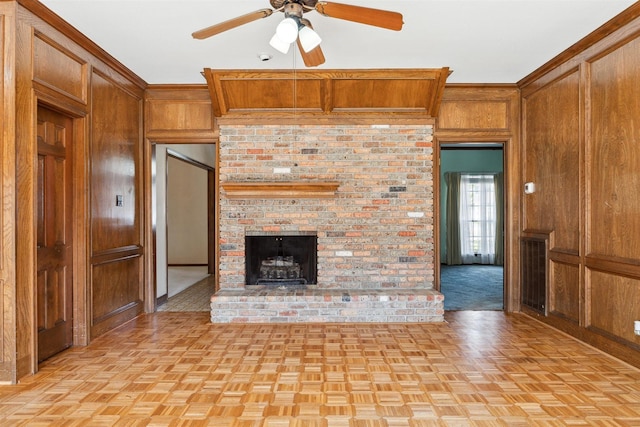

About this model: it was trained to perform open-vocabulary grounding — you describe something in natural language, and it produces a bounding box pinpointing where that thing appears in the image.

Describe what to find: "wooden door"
[37,106,74,362]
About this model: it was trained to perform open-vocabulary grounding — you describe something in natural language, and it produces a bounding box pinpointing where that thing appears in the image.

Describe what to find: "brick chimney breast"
[218,124,436,291]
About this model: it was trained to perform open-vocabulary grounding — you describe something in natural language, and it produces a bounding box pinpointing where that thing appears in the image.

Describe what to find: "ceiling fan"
[192,0,404,67]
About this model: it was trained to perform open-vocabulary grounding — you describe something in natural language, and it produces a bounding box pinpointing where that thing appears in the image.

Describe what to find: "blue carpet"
[441,265,504,311]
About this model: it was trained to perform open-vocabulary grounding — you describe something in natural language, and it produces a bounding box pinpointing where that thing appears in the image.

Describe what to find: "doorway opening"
[439,144,505,311]
[152,145,216,312]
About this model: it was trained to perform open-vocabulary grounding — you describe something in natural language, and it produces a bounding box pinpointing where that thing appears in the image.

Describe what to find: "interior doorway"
[439,144,505,311]
[166,154,212,297]
[36,105,74,362]
[152,145,216,312]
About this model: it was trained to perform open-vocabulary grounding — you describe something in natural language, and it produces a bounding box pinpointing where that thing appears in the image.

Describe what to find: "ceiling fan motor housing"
[271,0,318,13]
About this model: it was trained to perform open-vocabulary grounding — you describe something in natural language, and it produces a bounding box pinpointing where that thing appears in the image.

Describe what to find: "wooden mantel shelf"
[222,182,340,199]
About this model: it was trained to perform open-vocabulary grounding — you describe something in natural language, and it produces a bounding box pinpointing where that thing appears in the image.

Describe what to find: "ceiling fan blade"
[297,40,325,67]
[192,9,274,39]
[297,19,325,67]
[315,2,403,31]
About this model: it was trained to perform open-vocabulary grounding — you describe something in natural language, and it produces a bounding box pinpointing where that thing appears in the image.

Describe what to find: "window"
[459,174,496,264]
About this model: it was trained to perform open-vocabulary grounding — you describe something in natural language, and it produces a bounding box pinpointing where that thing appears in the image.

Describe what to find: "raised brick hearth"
[211,288,444,323]
[212,123,444,323]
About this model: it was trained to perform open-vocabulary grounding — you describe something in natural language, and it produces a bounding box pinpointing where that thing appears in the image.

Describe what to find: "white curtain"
[459,174,496,265]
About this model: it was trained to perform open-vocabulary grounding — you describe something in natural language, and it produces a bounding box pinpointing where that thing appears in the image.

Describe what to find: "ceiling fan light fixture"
[298,26,322,52]
[274,17,299,44]
[192,1,403,68]
[269,32,291,54]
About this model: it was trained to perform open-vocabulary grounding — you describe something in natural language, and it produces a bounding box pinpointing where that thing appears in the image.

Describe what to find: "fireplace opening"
[245,234,317,286]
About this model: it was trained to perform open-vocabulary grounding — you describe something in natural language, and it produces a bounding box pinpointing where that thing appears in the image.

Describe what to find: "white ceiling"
[39,0,637,85]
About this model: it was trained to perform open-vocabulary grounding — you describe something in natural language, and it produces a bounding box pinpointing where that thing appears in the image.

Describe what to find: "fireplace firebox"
[245,234,317,286]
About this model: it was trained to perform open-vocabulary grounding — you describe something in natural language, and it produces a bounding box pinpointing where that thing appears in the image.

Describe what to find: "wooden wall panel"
[522,70,581,253]
[147,99,211,131]
[90,257,143,338]
[589,36,640,261]
[438,100,508,131]
[549,260,580,322]
[89,70,144,339]
[90,72,142,253]
[14,2,39,381]
[0,5,18,383]
[589,270,640,345]
[145,85,217,142]
[222,78,324,112]
[33,32,87,104]
[331,79,435,111]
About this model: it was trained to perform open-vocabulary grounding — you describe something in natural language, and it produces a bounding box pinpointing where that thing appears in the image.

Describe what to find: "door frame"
[145,143,216,311]
[434,137,518,313]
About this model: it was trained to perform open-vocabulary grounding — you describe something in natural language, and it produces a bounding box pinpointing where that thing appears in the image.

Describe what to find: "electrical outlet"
[116,195,124,207]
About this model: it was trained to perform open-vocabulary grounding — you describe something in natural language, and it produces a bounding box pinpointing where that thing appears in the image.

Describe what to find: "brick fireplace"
[210,123,444,323]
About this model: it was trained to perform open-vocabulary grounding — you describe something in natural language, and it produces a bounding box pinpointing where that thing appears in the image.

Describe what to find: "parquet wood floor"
[1,311,639,426]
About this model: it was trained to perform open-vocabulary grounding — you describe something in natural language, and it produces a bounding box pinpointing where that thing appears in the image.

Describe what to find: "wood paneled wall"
[145,85,217,143]
[435,85,521,312]
[0,0,146,382]
[0,1,18,383]
[519,4,640,367]
[143,85,218,309]
[89,71,145,339]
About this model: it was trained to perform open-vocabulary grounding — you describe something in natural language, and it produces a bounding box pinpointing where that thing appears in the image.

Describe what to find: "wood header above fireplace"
[203,68,450,121]
[221,181,340,199]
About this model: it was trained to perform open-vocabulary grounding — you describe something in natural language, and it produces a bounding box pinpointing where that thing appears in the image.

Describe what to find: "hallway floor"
[2,311,639,425]
[158,274,215,312]
[167,266,210,298]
